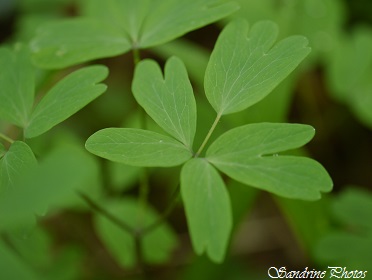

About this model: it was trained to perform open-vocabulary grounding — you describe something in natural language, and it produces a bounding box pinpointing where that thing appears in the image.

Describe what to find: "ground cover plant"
[0,0,371,279]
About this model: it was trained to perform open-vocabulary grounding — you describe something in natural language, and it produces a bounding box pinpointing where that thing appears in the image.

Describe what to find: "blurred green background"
[1,0,372,279]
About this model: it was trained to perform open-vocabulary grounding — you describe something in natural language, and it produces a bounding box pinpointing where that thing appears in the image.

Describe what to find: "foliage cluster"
[0,0,371,279]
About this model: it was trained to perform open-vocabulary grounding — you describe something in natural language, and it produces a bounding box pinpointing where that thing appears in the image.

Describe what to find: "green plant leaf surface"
[32,0,238,68]
[0,46,34,127]
[95,198,178,268]
[108,162,141,192]
[0,240,41,280]
[331,188,372,231]
[314,188,372,270]
[0,144,99,230]
[204,19,311,115]
[31,19,130,69]
[315,232,372,270]
[8,227,52,269]
[181,158,232,262]
[82,0,239,48]
[206,123,332,200]
[352,82,372,129]
[133,57,196,150]
[327,27,372,101]
[0,141,37,194]
[25,65,108,138]
[151,39,210,87]
[86,128,192,167]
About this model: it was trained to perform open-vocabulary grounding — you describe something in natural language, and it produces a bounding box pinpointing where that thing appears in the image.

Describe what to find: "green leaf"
[181,158,232,262]
[0,141,37,194]
[352,81,372,129]
[332,188,372,231]
[82,0,239,49]
[151,39,210,87]
[8,227,52,269]
[204,19,311,115]
[95,198,178,268]
[25,65,108,138]
[0,46,35,127]
[0,144,98,230]
[206,123,332,200]
[86,128,192,167]
[31,19,130,69]
[108,162,141,192]
[0,240,41,280]
[327,26,372,101]
[132,0,239,48]
[133,57,197,149]
[32,0,239,68]
[315,232,372,270]
[314,188,372,271]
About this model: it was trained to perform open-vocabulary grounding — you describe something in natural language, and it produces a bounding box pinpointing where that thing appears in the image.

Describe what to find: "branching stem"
[141,183,180,235]
[0,133,14,144]
[78,191,136,235]
[195,112,222,157]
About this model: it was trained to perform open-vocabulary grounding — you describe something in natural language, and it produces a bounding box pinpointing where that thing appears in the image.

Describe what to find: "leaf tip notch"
[206,123,332,201]
[205,18,311,116]
[133,56,197,150]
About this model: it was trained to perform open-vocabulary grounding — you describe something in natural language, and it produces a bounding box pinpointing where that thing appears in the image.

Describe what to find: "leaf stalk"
[0,133,15,144]
[195,112,222,157]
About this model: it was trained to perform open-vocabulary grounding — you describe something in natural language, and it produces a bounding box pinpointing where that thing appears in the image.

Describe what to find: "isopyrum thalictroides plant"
[84,18,332,262]
[0,0,333,277]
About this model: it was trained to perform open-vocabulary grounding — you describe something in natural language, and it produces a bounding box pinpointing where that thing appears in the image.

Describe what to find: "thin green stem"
[131,46,152,236]
[133,48,141,66]
[0,133,14,144]
[79,191,148,273]
[138,168,150,228]
[195,112,222,157]
[78,191,136,235]
[141,183,180,235]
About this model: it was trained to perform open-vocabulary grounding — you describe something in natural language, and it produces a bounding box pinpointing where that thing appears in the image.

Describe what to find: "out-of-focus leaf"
[86,128,192,167]
[352,80,372,128]
[25,65,108,138]
[0,141,37,194]
[95,198,178,268]
[315,187,372,271]
[0,46,34,127]
[31,19,129,69]
[81,0,239,49]
[0,240,41,280]
[181,158,232,262]
[0,144,99,230]
[332,188,372,231]
[8,226,52,269]
[327,26,372,128]
[207,123,332,200]
[327,27,372,101]
[204,19,310,115]
[108,162,141,192]
[133,57,197,150]
[32,0,238,68]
